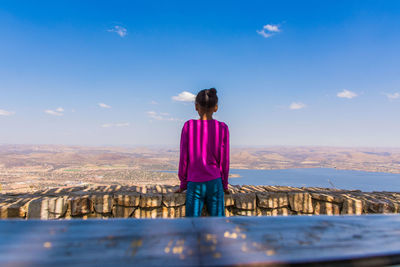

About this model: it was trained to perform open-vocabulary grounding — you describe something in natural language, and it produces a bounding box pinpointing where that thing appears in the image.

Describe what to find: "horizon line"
[1,143,400,149]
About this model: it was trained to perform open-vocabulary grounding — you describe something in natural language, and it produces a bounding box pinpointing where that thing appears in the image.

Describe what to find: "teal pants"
[186,178,225,217]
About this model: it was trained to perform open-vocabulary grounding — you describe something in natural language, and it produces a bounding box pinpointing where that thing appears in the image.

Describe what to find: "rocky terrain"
[1,184,399,219]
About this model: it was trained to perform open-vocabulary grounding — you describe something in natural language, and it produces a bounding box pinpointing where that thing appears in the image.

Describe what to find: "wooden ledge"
[0,215,400,266]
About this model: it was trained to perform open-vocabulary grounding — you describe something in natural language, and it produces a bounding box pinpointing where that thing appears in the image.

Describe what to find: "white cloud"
[45,109,63,116]
[115,122,130,127]
[256,30,273,38]
[147,111,181,122]
[172,91,196,102]
[45,107,64,116]
[101,122,130,128]
[98,103,112,109]
[385,92,400,100]
[150,100,158,105]
[264,24,280,32]
[147,111,163,120]
[289,102,306,110]
[0,109,15,116]
[257,24,280,38]
[337,89,357,99]
[107,26,127,37]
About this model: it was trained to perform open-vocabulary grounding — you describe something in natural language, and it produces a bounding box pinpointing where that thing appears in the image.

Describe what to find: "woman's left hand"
[174,188,184,193]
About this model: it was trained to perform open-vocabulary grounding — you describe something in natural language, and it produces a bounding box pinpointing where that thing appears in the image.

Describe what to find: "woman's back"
[178,118,230,190]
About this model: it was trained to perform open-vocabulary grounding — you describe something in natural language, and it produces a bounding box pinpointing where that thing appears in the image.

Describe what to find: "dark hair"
[195,88,218,109]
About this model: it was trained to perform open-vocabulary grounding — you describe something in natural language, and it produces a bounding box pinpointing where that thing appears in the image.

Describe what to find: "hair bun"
[195,87,218,109]
[207,88,217,96]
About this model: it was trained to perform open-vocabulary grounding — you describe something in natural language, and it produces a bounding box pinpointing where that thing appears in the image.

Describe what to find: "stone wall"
[1,185,400,219]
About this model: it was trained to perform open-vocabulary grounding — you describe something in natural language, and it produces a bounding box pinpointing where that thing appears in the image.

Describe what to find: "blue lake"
[229,168,400,192]
[158,168,400,192]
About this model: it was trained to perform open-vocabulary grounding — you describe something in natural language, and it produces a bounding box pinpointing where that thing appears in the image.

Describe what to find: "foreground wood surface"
[1,215,400,266]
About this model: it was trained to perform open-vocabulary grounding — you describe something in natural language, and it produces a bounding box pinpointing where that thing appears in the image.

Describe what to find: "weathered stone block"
[313,200,341,215]
[310,193,344,204]
[341,197,363,215]
[162,193,186,207]
[393,202,400,213]
[233,208,257,216]
[288,192,314,213]
[233,193,256,210]
[365,199,395,214]
[224,194,234,207]
[162,206,175,218]
[140,194,162,208]
[257,192,288,209]
[47,197,68,219]
[69,196,91,216]
[112,205,136,218]
[90,195,112,214]
[137,207,163,218]
[257,207,293,216]
[0,202,26,219]
[225,207,234,217]
[175,205,185,217]
[155,185,176,194]
[114,193,140,207]
[24,198,49,219]
[228,185,241,193]
[132,208,141,218]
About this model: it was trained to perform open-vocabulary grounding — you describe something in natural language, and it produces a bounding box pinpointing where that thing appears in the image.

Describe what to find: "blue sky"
[1,0,400,147]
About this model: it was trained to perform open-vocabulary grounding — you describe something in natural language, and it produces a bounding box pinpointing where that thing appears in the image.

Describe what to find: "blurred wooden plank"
[0,215,400,266]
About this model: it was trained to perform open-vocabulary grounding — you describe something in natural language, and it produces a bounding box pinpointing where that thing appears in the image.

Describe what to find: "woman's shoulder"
[216,119,228,127]
[182,119,193,128]
[214,120,229,131]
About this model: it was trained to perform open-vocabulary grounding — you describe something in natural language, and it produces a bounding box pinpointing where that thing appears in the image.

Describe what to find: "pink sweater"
[178,119,230,190]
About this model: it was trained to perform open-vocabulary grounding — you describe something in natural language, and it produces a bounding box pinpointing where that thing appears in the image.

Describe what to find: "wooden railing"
[0,215,400,266]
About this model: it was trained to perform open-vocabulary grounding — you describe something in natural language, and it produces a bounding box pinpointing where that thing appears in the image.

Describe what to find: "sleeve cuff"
[222,180,228,191]
[180,181,188,190]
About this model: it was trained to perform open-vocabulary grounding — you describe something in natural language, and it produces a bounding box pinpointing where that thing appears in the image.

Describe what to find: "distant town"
[1,144,399,193]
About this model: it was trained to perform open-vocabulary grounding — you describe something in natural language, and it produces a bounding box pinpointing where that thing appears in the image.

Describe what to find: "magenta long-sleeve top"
[178,119,230,190]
